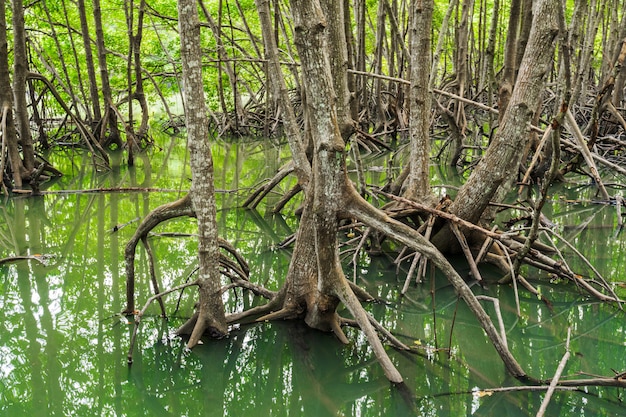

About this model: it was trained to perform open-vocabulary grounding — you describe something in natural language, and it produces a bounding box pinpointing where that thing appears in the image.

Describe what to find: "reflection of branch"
[127,280,199,365]
[0,255,48,265]
[537,327,571,417]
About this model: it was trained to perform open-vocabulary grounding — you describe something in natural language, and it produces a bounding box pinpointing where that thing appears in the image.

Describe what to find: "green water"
[1,136,625,416]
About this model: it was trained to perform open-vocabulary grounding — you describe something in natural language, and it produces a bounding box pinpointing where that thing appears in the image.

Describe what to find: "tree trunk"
[11,0,36,178]
[403,0,433,200]
[131,0,150,140]
[498,0,521,120]
[257,0,404,383]
[254,0,310,184]
[445,0,560,229]
[319,0,353,136]
[176,0,228,346]
[92,0,122,147]
[454,0,474,134]
[77,0,101,124]
[0,0,22,188]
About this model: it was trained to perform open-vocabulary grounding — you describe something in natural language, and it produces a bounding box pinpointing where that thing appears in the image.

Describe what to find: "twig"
[110,217,141,233]
[0,254,49,266]
[352,228,371,283]
[450,223,483,282]
[616,195,624,229]
[476,296,509,350]
[519,125,553,193]
[541,227,620,305]
[475,225,498,264]
[565,109,610,200]
[495,240,521,316]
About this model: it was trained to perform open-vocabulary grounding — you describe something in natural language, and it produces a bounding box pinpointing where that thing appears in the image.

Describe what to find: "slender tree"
[404,0,434,200]
[175,0,228,345]
[77,0,101,124]
[0,0,22,189]
[11,0,36,178]
[92,0,122,147]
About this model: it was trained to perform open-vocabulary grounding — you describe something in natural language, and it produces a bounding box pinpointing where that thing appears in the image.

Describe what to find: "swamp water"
[0,136,625,416]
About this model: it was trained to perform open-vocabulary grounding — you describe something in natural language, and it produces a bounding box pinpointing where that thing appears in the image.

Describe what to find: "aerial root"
[345,186,528,380]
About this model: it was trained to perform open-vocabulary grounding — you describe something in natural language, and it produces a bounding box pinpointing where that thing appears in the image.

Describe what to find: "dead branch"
[346,186,529,380]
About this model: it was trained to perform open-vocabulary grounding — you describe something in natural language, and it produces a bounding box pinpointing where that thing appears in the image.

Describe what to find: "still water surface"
[0,138,625,416]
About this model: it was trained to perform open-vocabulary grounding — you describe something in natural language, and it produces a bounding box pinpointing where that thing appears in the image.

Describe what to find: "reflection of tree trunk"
[176,0,227,345]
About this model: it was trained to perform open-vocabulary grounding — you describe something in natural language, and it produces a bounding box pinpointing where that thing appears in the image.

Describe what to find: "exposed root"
[375,190,622,303]
[329,316,350,345]
[257,307,301,322]
[124,193,253,315]
[334,271,404,383]
[227,287,288,323]
[345,186,529,380]
[124,194,193,313]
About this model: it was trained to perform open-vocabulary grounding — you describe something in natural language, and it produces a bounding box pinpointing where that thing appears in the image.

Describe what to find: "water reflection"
[0,139,625,416]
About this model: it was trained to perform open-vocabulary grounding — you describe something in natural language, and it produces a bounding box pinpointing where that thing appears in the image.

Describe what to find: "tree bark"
[77,0,101,123]
[11,0,36,177]
[0,0,22,188]
[404,0,433,200]
[176,0,228,345]
[446,0,560,227]
[92,0,122,147]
